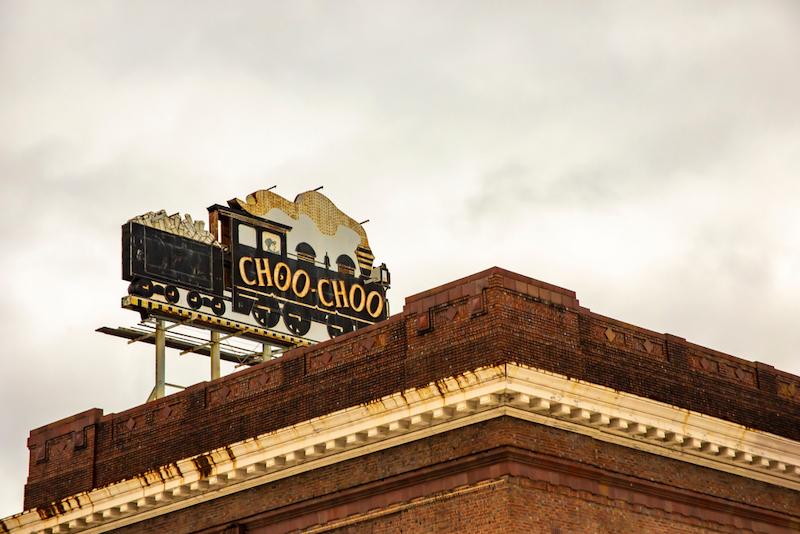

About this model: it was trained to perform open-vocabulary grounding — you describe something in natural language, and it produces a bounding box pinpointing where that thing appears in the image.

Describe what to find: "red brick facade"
[15,267,800,533]
[70,418,800,533]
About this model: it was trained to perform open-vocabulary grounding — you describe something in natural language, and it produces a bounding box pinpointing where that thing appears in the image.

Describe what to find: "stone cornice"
[4,363,800,534]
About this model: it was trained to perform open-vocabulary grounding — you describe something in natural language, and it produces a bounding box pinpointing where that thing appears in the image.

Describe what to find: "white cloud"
[2,0,800,518]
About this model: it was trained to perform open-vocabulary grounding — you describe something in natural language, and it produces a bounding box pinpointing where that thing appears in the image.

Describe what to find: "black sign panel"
[122,204,389,342]
[230,218,388,338]
[123,222,223,295]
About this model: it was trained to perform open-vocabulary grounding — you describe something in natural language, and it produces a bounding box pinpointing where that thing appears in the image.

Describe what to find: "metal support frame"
[210,331,221,380]
[128,317,195,344]
[179,330,244,356]
[146,382,185,403]
[102,309,301,402]
[154,319,166,400]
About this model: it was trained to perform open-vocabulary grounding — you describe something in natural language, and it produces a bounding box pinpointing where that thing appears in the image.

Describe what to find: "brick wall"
[101,418,800,534]
[24,267,800,511]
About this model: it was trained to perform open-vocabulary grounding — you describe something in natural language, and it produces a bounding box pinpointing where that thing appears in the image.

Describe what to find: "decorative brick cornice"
[5,362,800,534]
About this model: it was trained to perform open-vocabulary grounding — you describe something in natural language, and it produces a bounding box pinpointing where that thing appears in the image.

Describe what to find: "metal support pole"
[155,319,166,400]
[262,343,273,362]
[210,331,221,380]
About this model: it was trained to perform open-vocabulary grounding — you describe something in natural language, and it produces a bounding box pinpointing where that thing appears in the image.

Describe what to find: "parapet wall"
[23,267,800,511]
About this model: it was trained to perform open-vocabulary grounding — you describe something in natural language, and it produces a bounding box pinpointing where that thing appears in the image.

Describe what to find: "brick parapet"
[89,418,800,534]
[24,408,102,517]
[23,267,800,511]
[27,408,103,448]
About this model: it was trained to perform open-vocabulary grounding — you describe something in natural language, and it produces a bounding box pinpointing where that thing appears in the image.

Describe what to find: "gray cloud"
[2,0,800,518]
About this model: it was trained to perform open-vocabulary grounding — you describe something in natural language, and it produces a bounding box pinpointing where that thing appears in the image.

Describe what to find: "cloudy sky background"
[2,1,800,517]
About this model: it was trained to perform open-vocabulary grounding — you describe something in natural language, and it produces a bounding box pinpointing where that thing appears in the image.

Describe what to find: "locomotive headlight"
[368,263,391,288]
[380,263,390,287]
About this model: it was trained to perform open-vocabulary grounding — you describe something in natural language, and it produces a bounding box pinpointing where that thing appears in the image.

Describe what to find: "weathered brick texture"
[98,418,800,534]
[24,267,800,521]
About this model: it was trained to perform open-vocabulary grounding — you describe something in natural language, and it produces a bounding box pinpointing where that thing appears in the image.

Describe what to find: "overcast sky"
[2,1,800,518]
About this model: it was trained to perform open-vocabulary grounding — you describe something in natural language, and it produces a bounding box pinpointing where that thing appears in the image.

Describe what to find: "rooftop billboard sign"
[122,189,391,347]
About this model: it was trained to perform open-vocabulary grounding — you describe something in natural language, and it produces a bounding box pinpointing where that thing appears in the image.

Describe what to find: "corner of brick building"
[15,266,800,534]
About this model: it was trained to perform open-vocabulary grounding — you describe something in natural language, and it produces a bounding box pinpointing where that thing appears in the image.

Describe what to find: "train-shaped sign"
[122,189,391,345]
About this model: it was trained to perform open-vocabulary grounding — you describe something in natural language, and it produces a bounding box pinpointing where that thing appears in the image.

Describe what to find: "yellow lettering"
[255,257,272,287]
[349,283,366,312]
[332,280,349,309]
[317,279,334,307]
[239,257,256,285]
[292,269,311,298]
[273,262,291,291]
[366,291,384,318]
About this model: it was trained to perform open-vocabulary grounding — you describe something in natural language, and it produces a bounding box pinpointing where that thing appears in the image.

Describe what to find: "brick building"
[4,267,800,533]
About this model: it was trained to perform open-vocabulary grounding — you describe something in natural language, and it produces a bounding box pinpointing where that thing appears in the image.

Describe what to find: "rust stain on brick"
[453,374,472,389]
[139,468,165,485]
[36,501,63,520]
[364,398,389,416]
[398,391,411,408]
[169,461,183,478]
[193,454,214,479]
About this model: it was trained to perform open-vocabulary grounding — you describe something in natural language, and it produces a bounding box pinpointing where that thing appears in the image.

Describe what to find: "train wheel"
[128,278,154,298]
[187,291,203,310]
[164,285,180,304]
[253,297,281,328]
[282,302,311,337]
[326,313,355,339]
[211,297,226,316]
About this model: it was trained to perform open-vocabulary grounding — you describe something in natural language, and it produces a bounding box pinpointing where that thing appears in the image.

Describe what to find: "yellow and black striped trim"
[121,296,311,347]
[355,246,375,274]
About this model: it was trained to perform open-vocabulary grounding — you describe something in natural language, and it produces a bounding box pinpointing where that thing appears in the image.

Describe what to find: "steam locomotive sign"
[122,189,391,345]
